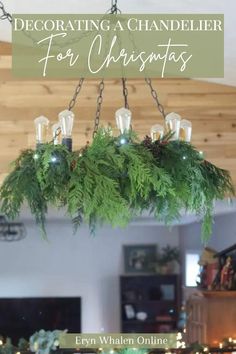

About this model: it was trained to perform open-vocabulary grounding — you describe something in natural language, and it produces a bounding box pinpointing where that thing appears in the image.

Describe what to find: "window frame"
[185,250,201,288]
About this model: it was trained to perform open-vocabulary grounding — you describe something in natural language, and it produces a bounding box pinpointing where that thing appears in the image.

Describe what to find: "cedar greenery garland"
[0,129,234,241]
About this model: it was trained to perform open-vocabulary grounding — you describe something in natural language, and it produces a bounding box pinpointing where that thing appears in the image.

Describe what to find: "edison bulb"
[165,112,181,140]
[59,110,74,138]
[150,124,164,142]
[180,119,192,142]
[58,109,74,151]
[34,116,49,144]
[116,107,132,134]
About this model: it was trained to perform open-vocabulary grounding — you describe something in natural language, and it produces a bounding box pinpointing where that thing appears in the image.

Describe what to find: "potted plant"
[158,245,180,274]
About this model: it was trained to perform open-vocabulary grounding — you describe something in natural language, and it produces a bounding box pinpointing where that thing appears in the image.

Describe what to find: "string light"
[177,341,186,349]
[120,137,127,145]
[33,153,39,160]
[51,156,57,163]
[177,333,183,340]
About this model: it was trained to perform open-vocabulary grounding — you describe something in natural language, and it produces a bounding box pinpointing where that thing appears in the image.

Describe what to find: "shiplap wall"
[1,41,236,186]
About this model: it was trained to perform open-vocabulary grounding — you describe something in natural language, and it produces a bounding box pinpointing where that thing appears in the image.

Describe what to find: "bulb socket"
[62,138,72,152]
[36,143,44,150]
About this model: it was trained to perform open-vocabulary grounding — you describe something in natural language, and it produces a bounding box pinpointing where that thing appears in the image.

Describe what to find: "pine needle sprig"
[0,129,234,241]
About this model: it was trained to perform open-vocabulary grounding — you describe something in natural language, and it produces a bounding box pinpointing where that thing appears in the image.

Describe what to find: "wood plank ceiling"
[1,41,236,187]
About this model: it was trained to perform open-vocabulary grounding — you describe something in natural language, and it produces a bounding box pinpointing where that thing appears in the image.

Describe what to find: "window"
[185,252,200,287]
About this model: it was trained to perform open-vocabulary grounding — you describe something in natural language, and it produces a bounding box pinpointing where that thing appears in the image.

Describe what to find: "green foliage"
[0,149,48,238]
[0,129,234,241]
[18,338,29,351]
[0,338,14,354]
[34,144,72,206]
[158,245,180,265]
[142,136,234,241]
[29,329,62,354]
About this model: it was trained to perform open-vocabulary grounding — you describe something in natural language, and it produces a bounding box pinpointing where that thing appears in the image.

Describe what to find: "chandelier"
[0,1,234,241]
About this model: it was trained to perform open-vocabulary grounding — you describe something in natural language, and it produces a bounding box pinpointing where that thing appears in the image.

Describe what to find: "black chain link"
[122,78,129,109]
[145,78,166,119]
[0,1,12,23]
[68,78,85,111]
[91,1,120,137]
[93,80,105,137]
[111,0,118,14]
[108,0,121,14]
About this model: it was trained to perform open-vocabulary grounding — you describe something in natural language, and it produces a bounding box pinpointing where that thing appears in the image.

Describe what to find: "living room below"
[0,211,235,337]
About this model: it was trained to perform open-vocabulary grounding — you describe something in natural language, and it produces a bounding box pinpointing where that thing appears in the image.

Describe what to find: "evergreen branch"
[0,129,234,241]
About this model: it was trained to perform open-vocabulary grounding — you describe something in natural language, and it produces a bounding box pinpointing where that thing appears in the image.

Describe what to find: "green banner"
[12,14,224,78]
[59,333,179,349]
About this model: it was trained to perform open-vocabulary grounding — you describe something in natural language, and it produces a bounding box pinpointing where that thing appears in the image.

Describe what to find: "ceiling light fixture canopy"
[0,0,234,242]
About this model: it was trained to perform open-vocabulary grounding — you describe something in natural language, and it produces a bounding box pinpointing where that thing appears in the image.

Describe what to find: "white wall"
[1,212,234,333]
[180,212,236,254]
[0,220,179,333]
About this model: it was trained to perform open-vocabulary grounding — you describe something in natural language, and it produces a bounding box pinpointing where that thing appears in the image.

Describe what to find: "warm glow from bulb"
[180,119,192,142]
[150,124,164,141]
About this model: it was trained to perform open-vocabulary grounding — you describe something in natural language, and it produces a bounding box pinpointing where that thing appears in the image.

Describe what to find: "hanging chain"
[111,0,118,14]
[108,0,121,14]
[0,1,12,23]
[93,80,105,137]
[122,78,129,110]
[92,0,117,137]
[145,78,166,119]
[68,78,84,111]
